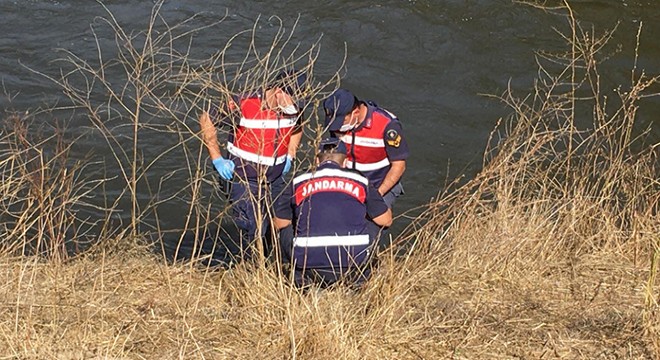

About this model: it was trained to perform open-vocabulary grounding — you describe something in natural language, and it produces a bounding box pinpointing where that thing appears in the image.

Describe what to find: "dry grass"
[1,2,659,359]
[0,210,656,359]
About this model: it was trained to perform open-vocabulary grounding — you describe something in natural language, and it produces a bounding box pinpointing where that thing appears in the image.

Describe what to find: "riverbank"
[0,185,656,359]
[1,102,658,358]
[1,6,659,358]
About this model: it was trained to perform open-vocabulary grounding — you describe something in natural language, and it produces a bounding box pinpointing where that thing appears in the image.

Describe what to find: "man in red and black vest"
[273,138,392,288]
[322,89,409,210]
[199,70,307,260]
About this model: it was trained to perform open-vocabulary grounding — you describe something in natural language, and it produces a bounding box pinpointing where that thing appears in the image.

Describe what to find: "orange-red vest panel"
[339,110,392,172]
[228,97,297,166]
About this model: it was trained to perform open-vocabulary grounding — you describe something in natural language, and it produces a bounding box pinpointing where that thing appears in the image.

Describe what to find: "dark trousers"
[228,176,285,261]
[382,181,404,209]
[376,181,404,249]
[279,225,381,289]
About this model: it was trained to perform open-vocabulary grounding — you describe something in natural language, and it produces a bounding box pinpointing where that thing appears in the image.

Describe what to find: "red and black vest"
[227,96,297,167]
[339,108,397,171]
[338,107,397,185]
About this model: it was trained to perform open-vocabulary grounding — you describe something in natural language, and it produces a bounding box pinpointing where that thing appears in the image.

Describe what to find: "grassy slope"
[0,195,656,359]
[1,7,659,359]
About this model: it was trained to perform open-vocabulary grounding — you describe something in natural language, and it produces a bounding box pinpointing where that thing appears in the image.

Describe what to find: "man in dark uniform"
[199,70,308,260]
[273,138,392,288]
[323,88,409,209]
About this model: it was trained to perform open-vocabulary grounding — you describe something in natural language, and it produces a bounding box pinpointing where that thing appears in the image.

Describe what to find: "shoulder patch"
[386,129,401,147]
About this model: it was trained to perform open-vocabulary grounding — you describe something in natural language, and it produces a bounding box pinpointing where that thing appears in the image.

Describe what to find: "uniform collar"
[354,103,376,131]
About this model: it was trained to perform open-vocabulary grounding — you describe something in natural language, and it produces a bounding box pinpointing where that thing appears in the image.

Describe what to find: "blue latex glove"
[283,155,293,175]
[212,157,235,180]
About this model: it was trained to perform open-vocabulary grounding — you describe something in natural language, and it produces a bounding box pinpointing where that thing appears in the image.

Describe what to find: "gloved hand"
[212,157,235,180]
[283,155,293,175]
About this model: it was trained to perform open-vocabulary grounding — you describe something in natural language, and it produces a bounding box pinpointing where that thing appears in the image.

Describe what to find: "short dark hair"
[317,152,346,164]
[317,137,347,155]
[319,142,340,154]
[316,138,347,164]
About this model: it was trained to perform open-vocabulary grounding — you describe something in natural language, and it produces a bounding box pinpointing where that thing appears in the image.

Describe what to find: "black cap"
[323,88,357,131]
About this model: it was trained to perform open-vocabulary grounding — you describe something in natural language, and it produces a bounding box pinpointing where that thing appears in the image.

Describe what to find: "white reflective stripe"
[293,168,369,185]
[339,134,385,148]
[239,116,297,129]
[227,142,287,166]
[294,234,370,247]
[347,157,390,172]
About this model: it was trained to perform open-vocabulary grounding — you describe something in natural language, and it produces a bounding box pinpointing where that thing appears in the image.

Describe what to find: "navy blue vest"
[291,162,371,269]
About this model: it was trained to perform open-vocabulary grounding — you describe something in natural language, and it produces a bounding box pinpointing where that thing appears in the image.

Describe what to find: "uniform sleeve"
[274,184,294,220]
[383,120,409,161]
[365,183,389,220]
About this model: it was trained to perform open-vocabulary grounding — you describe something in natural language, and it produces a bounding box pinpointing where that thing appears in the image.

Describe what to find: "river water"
[1,1,658,260]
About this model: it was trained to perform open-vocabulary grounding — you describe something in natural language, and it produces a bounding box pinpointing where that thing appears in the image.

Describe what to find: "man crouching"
[273,138,392,288]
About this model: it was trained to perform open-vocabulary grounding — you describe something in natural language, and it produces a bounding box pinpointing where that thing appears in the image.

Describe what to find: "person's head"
[316,137,347,166]
[268,69,308,115]
[323,88,362,133]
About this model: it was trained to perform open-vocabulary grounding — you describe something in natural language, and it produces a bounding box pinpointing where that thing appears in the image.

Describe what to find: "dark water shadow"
[156,221,248,269]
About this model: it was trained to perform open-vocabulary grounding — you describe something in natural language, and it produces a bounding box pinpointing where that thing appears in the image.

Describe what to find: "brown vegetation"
[0,3,658,359]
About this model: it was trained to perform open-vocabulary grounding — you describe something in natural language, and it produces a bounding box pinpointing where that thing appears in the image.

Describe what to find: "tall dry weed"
[395,6,659,358]
[1,1,659,359]
[0,116,108,260]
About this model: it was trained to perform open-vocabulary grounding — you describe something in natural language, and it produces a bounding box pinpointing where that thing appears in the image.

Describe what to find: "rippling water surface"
[1,1,658,245]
